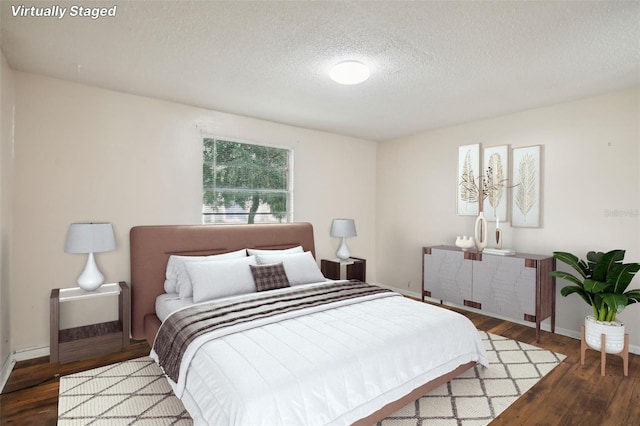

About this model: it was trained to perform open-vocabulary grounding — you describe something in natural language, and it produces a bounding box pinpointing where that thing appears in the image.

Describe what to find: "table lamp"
[64,222,116,291]
[330,218,357,261]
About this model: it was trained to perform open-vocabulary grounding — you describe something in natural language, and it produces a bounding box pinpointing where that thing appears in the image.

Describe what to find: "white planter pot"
[584,315,625,354]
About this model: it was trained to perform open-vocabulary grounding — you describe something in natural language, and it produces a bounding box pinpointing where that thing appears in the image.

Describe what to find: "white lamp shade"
[65,223,116,254]
[330,219,357,238]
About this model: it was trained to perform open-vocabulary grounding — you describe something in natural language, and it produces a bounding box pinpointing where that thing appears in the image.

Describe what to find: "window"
[202,137,292,224]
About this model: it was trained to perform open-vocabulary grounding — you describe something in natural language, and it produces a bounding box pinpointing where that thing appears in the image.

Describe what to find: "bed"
[130,222,487,425]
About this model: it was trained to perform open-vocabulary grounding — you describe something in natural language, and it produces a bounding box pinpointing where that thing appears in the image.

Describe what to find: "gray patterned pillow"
[250,262,290,292]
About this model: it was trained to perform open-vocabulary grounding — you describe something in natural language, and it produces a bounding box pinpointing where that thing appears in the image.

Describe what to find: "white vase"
[474,212,488,252]
[455,235,475,251]
[584,315,625,354]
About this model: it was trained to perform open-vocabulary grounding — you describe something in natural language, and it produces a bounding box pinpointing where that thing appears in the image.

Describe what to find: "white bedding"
[155,293,193,322]
[152,281,488,426]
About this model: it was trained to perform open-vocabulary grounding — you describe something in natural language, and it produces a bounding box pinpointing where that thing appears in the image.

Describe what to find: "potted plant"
[551,249,640,353]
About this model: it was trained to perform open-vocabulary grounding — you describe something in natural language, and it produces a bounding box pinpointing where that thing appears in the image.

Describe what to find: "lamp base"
[336,237,351,262]
[77,252,105,291]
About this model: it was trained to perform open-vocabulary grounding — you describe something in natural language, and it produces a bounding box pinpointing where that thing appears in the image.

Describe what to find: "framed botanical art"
[457,143,480,216]
[511,145,542,227]
[482,145,509,222]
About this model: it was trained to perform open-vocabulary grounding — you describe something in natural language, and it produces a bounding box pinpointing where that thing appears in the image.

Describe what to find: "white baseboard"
[373,283,640,356]
[12,345,49,362]
[0,353,16,393]
[374,282,422,299]
[0,346,49,393]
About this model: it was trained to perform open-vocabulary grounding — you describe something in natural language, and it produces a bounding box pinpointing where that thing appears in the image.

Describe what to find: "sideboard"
[422,245,556,342]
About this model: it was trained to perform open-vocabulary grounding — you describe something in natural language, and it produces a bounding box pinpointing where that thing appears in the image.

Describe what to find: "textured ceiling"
[1,1,638,141]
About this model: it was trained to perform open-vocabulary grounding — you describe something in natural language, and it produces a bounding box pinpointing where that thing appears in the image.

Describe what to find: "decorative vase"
[455,236,475,251]
[584,315,625,354]
[474,212,488,252]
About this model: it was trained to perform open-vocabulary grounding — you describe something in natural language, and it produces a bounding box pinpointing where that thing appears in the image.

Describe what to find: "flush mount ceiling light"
[329,60,370,85]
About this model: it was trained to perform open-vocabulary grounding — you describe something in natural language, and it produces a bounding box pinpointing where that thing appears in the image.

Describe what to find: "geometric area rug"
[377,331,566,425]
[58,331,565,425]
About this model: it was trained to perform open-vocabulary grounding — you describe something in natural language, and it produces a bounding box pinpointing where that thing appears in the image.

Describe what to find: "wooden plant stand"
[581,325,629,377]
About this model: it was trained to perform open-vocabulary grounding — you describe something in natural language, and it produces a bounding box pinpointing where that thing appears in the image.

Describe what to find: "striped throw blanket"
[154,281,394,382]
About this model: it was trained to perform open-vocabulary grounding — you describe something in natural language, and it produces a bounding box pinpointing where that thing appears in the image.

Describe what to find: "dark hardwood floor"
[0,341,150,425]
[1,306,638,425]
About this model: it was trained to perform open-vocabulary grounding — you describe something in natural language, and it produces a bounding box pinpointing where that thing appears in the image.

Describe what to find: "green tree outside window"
[203,138,291,224]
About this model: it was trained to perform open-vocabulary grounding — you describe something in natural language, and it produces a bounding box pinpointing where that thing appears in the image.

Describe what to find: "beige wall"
[11,72,377,351]
[1,52,15,365]
[377,88,640,350]
[6,69,640,355]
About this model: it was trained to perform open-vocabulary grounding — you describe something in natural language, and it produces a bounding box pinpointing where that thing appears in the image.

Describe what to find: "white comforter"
[152,282,488,426]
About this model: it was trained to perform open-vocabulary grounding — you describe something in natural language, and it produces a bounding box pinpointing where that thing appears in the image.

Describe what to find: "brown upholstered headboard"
[129,222,316,342]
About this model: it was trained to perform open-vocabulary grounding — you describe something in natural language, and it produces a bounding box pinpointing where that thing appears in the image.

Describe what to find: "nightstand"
[50,281,130,363]
[321,257,366,282]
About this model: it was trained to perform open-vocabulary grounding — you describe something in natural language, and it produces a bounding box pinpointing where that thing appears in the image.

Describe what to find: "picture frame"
[482,145,509,222]
[511,145,542,227]
[457,143,480,216]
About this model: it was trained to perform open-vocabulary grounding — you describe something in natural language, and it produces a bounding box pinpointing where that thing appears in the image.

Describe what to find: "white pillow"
[246,245,303,256]
[163,249,247,297]
[186,255,258,303]
[255,251,326,286]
